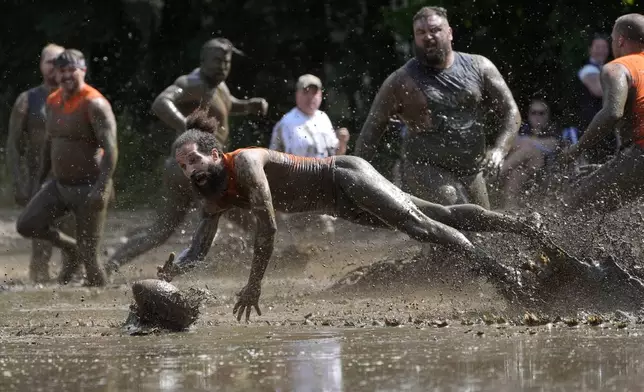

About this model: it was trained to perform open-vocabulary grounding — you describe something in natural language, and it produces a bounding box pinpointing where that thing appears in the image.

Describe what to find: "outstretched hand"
[482,147,505,179]
[233,284,262,322]
[157,252,178,282]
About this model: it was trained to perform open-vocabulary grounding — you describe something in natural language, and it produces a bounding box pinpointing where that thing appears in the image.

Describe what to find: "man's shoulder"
[175,71,203,89]
[46,88,63,106]
[278,108,304,126]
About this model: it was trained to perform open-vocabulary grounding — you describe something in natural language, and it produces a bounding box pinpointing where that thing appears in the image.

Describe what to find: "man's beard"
[199,69,226,87]
[414,42,450,68]
[191,163,228,199]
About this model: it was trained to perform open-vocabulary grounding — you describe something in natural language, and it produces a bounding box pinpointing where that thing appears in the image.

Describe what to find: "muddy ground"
[1,204,644,338]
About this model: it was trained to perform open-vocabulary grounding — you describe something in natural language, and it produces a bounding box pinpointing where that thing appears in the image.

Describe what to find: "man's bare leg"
[29,198,78,283]
[333,159,517,284]
[30,239,53,283]
[409,196,540,238]
[16,181,78,254]
[69,198,108,287]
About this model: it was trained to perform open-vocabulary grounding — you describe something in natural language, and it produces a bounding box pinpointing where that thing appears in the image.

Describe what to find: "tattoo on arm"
[89,98,118,188]
[481,57,521,154]
[354,73,400,161]
[6,92,28,191]
[238,156,277,289]
[176,211,221,269]
[577,63,630,151]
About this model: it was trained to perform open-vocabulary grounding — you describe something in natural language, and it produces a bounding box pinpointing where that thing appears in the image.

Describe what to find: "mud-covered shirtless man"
[354,6,521,209]
[156,108,552,321]
[6,43,77,283]
[561,14,644,214]
[105,38,268,275]
[16,49,118,287]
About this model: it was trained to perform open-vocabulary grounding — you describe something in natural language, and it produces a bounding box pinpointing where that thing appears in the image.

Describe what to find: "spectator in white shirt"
[270,74,349,158]
[269,74,350,237]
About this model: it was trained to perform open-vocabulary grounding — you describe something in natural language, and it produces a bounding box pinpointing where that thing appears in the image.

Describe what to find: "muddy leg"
[70,202,108,287]
[409,196,540,238]
[334,159,521,288]
[29,239,53,283]
[55,213,82,281]
[16,180,76,253]
[106,157,193,274]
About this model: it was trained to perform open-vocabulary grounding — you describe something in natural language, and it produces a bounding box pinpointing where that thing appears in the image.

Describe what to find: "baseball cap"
[296,74,322,90]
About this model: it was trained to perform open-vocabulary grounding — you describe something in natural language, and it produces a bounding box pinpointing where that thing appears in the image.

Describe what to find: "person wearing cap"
[270,74,349,158]
[269,74,350,236]
[6,43,78,283]
[16,49,118,287]
[105,38,268,276]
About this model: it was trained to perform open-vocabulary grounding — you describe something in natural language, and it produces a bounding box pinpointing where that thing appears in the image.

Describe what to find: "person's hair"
[413,6,448,23]
[529,97,550,113]
[172,106,222,154]
[201,38,244,58]
[615,14,644,44]
[41,43,64,59]
[53,49,86,68]
[589,33,609,46]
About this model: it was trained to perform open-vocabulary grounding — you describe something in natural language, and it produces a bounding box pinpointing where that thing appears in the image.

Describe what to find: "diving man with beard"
[105,38,268,276]
[355,6,521,209]
[157,108,553,322]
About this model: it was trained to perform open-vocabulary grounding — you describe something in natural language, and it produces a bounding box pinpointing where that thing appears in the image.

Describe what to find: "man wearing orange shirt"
[16,49,118,287]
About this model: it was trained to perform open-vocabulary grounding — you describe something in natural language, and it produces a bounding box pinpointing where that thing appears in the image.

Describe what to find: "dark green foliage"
[0,0,637,207]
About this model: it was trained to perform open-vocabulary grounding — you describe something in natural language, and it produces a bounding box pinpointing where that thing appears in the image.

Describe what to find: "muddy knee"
[16,214,46,238]
[403,216,473,251]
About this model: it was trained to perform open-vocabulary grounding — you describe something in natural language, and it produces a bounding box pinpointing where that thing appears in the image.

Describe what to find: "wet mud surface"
[2,205,644,390]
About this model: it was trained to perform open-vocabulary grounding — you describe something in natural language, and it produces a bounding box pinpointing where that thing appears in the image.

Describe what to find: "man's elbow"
[604,109,624,123]
[151,96,167,116]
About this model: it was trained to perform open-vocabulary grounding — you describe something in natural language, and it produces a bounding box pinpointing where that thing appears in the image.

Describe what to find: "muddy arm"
[354,72,400,161]
[89,97,118,191]
[151,76,194,132]
[36,106,53,186]
[6,92,28,196]
[220,82,268,116]
[177,210,222,268]
[481,56,521,155]
[570,63,630,157]
[239,157,277,290]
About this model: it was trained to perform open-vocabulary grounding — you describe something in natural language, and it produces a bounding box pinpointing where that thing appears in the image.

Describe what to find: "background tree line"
[0,0,637,208]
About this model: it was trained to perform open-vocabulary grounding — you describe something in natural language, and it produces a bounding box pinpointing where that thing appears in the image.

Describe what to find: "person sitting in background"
[577,33,620,164]
[500,98,561,208]
[269,74,349,236]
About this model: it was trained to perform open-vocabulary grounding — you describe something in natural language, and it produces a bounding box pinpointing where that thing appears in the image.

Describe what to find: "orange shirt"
[609,52,644,146]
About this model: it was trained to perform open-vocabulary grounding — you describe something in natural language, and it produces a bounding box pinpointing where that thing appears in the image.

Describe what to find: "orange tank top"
[46,84,107,156]
[220,147,262,200]
[610,53,644,146]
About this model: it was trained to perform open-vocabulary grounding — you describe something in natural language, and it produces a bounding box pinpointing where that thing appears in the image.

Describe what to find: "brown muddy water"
[3,325,644,391]
[2,208,644,391]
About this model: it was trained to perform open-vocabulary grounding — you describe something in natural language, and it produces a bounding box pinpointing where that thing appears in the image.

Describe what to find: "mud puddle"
[3,325,644,391]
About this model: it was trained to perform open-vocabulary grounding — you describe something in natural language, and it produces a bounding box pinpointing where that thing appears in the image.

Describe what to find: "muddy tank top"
[610,53,644,147]
[404,52,487,175]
